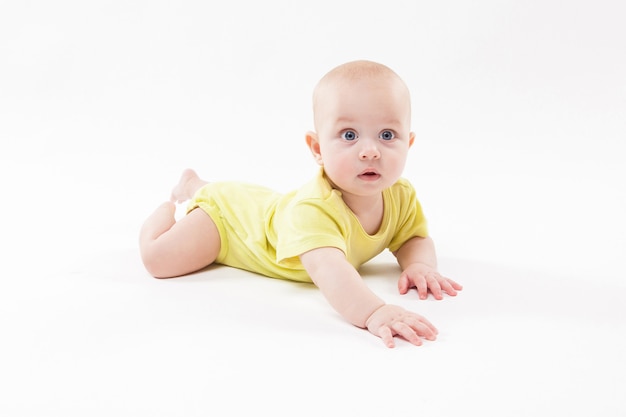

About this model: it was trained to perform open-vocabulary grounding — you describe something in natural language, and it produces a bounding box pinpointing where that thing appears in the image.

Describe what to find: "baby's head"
[307,60,415,199]
[312,60,412,133]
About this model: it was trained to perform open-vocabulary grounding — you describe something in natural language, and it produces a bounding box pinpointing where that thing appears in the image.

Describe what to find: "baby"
[139,60,462,348]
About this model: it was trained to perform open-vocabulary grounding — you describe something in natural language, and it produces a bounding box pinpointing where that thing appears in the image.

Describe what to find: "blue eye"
[341,130,358,141]
[380,130,395,140]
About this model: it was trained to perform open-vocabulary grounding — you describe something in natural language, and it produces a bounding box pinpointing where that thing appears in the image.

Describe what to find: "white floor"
[2,1,625,416]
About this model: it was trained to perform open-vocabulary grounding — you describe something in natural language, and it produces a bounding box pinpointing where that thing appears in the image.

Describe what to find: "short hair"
[312,60,411,129]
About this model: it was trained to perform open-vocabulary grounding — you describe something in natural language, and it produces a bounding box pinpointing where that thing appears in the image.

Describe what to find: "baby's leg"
[139,202,220,279]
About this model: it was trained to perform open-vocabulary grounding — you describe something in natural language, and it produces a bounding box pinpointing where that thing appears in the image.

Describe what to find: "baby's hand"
[398,263,462,300]
[365,304,438,348]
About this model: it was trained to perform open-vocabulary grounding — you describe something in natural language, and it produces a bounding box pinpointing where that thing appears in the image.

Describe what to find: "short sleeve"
[274,198,349,267]
[387,180,429,253]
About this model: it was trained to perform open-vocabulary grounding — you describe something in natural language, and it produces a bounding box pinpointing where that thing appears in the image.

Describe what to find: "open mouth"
[359,170,381,180]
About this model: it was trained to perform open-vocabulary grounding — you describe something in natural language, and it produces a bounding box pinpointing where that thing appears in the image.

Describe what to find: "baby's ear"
[409,132,416,147]
[305,131,324,165]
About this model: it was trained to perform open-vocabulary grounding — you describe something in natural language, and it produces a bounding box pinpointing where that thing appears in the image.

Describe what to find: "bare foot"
[170,169,206,203]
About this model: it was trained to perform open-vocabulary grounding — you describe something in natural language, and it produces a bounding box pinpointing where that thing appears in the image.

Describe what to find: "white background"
[1,1,625,416]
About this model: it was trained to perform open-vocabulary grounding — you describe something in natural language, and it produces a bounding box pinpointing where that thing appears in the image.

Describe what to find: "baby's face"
[311,75,414,200]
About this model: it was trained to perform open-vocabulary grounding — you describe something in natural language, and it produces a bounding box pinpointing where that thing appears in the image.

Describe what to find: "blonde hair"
[312,60,411,128]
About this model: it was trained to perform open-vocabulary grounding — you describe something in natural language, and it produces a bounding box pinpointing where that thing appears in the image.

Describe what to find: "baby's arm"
[300,247,438,348]
[393,236,462,300]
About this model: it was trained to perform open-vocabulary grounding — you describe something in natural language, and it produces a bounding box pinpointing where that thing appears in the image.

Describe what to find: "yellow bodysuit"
[187,168,428,282]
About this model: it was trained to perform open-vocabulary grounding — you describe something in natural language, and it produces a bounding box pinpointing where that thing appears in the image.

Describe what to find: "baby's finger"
[427,275,443,300]
[405,317,438,341]
[410,314,439,336]
[415,276,428,299]
[448,278,463,291]
[439,279,458,297]
[397,273,410,295]
[378,326,396,348]
[391,322,423,346]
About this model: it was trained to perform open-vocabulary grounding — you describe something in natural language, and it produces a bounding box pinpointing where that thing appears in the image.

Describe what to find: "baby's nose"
[359,141,381,159]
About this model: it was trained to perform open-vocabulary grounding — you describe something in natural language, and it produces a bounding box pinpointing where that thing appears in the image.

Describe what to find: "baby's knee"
[140,245,176,278]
